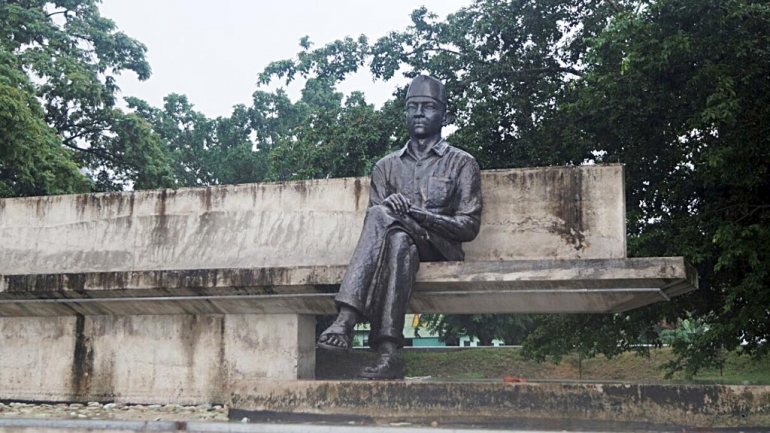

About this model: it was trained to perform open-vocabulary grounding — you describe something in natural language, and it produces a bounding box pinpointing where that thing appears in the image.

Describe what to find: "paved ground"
[0,417,614,432]
[2,400,764,432]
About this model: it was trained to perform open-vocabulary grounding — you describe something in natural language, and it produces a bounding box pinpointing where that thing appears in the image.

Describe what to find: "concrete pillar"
[0,314,316,404]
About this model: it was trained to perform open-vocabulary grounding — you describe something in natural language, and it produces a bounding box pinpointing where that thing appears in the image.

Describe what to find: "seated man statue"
[318,75,483,379]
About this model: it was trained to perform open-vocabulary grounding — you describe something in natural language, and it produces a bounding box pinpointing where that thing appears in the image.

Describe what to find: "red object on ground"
[503,376,527,383]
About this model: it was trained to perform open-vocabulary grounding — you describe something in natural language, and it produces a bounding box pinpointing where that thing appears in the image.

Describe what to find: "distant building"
[353,314,504,347]
[353,314,444,347]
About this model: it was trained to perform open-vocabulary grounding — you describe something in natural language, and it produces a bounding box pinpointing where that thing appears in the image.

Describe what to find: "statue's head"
[405,75,448,139]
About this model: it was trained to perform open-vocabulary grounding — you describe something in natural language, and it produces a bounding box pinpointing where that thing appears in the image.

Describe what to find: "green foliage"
[530,0,770,376]
[1,0,171,193]
[0,49,89,196]
[126,78,402,188]
[4,0,768,377]
[258,0,770,375]
[268,91,398,181]
[419,314,536,346]
[126,94,217,187]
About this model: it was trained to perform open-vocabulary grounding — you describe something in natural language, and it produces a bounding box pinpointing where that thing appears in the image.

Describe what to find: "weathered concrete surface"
[0,314,315,403]
[0,164,700,405]
[0,166,626,276]
[2,383,768,431]
[228,381,770,430]
[0,258,697,316]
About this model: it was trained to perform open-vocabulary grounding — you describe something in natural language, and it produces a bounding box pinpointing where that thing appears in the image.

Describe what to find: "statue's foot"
[358,352,405,380]
[317,320,353,351]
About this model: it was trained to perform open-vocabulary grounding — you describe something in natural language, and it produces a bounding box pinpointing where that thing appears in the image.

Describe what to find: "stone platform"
[227,381,770,431]
[1,382,768,431]
[0,165,698,403]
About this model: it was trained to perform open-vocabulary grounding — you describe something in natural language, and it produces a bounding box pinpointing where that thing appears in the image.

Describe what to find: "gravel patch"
[0,401,229,422]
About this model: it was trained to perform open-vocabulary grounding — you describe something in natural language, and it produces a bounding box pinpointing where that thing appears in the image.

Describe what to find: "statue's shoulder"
[443,142,479,165]
[373,148,403,170]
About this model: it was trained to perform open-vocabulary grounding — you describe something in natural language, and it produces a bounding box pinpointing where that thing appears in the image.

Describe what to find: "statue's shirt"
[369,139,483,261]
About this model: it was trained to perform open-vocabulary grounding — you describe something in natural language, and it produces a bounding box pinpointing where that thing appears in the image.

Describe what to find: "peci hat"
[406,75,447,107]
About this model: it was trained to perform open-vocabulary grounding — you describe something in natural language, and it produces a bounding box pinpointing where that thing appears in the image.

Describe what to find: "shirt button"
[417,162,422,167]
[415,177,420,180]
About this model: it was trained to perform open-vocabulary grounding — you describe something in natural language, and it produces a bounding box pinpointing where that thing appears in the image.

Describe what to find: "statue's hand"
[384,193,411,217]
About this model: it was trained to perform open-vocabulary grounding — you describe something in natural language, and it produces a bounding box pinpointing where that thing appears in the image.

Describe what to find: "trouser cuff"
[368,333,405,350]
[334,293,365,316]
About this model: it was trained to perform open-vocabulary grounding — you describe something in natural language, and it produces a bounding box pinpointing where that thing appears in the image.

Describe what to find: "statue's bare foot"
[359,351,405,380]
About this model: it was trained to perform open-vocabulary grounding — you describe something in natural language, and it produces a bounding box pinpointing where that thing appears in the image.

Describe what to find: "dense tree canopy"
[1,0,172,192]
[2,0,768,374]
[260,0,770,373]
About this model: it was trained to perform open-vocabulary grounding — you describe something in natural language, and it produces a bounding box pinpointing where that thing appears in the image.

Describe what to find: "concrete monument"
[317,75,483,379]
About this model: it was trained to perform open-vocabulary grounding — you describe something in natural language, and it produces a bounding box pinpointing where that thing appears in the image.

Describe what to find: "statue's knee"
[364,205,395,227]
[387,230,412,248]
[367,205,391,217]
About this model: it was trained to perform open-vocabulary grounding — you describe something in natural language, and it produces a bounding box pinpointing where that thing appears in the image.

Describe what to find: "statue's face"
[405,96,446,138]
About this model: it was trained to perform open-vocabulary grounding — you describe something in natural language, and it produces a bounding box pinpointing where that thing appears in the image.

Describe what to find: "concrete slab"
[0,166,626,276]
[0,257,696,316]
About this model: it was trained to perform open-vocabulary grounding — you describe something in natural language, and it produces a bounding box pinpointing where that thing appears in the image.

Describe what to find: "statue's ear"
[442,110,451,127]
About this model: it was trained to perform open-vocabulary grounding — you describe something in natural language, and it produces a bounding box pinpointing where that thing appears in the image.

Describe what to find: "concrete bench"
[0,164,697,404]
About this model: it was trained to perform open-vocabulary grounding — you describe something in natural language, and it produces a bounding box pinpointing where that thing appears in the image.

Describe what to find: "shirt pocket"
[426,176,456,208]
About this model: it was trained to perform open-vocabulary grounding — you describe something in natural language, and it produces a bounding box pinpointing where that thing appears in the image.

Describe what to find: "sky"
[99,0,473,119]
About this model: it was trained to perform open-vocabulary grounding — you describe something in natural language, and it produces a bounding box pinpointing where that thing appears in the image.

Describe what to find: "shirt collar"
[398,139,448,158]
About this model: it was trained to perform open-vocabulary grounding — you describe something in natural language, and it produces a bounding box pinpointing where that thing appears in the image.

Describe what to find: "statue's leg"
[368,230,420,349]
[359,230,420,380]
[319,205,402,350]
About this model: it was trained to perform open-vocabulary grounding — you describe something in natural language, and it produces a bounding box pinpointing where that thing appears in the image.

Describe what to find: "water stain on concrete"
[71,314,94,398]
[353,178,363,211]
[548,168,587,252]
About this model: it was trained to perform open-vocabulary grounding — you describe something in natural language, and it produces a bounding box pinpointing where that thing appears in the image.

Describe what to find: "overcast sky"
[99,1,472,118]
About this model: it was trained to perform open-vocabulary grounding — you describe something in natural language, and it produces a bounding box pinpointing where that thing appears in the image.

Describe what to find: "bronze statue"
[318,75,483,379]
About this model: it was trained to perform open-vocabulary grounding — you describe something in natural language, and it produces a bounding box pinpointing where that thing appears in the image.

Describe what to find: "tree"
[258,0,770,374]
[530,0,770,376]
[127,94,217,187]
[1,0,172,192]
[0,49,89,197]
[267,91,400,181]
[420,314,536,346]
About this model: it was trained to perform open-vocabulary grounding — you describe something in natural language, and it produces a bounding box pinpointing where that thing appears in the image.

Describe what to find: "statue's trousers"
[334,205,442,348]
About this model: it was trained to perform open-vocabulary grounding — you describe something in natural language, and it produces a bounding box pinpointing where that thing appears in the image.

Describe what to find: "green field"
[317,347,770,383]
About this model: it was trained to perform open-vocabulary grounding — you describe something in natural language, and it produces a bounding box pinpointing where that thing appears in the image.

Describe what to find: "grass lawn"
[317,346,770,383]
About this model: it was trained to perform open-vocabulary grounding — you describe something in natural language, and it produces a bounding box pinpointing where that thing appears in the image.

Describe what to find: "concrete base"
[228,381,770,430]
[0,314,315,403]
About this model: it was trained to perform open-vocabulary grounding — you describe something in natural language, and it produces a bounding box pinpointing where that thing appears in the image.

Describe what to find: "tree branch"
[605,0,623,13]
[46,9,70,18]
[513,66,584,77]
[61,140,119,164]
[404,41,584,78]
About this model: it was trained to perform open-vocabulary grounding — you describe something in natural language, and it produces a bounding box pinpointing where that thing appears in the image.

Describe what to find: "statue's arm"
[368,164,388,207]
[410,159,482,242]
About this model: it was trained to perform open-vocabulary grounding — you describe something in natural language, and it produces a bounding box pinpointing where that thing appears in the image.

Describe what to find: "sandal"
[358,352,405,380]
[317,320,353,351]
